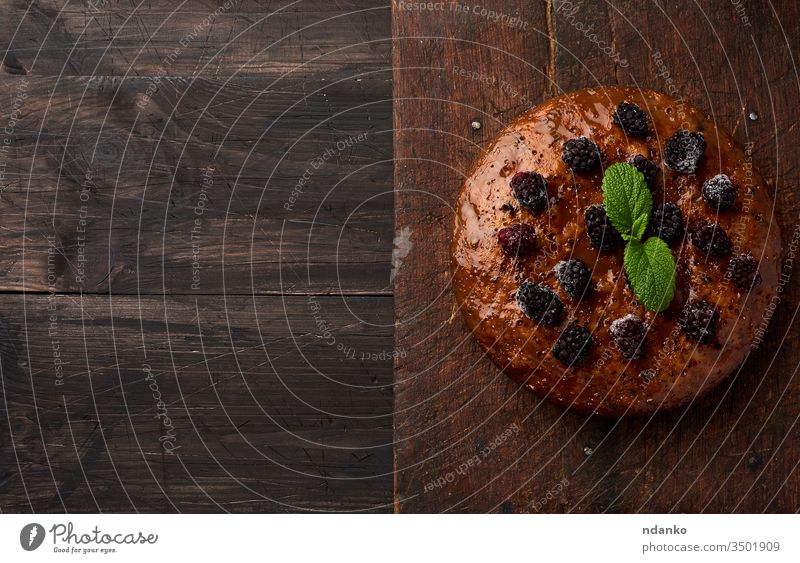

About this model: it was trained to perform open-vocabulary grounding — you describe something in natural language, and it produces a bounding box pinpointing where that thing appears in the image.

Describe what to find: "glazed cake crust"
[451,87,781,416]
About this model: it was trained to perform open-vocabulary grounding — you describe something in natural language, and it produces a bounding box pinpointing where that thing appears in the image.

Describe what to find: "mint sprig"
[602,162,652,240]
[624,238,676,313]
[601,163,676,313]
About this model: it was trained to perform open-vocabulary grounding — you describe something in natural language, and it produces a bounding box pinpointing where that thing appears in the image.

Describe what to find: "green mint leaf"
[631,213,648,240]
[602,162,652,238]
[624,237,676,313]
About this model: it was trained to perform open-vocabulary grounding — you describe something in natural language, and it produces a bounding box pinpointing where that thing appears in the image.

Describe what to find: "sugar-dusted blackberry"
[517,282,564,325]
[510,171,548,213]
[689,220,732,257]
[702,174,737,212]
[726,254,762,291]
[629,154,659,189]
[664,129,706,174]
[648,202,684,244]
[552,324,594,366]
[610,314,647,361]
[613,101,649,137]
[584,204,623,251]
[497,223,536,257]
[555,259,592,299]
[562,137,602,173]
[679,300,719,343]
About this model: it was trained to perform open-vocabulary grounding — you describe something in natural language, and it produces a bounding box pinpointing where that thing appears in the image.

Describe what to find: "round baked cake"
[451,87,781,416]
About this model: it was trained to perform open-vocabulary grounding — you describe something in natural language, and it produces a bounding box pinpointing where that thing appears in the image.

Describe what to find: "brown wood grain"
[2,0,391,77]
[394,0,800,513]
[0,294,393,512]
[0,74,393,294]
[0,0,394,512]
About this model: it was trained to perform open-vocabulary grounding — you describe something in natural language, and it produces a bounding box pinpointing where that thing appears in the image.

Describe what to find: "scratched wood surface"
[393,0,800,512]
[0,0,394,512]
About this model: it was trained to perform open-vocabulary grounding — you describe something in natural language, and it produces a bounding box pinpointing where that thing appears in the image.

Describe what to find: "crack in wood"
[545,0,558,97]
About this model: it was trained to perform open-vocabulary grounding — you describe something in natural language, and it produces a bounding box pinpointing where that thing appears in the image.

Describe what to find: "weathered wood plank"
[393,0,563,514]
[394,0,800,513]
[0,0,395,515]
[0,294,393,512]
[2,0,392,77]
[0,74,394,294]
[590,0,800,513]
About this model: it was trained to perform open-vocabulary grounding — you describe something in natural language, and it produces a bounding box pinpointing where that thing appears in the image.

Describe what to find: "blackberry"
[510,171,548,213]
[726,254,762,291]
[552,324,593,366]
[679,300,719,343]
[562,137,602,173]
[584,204,623,251]
[610,314,647,361]
[497,223,537,257]
[702,174,737,212]
[629,154,659,189]
[555,259,592,299]
[664,129,706,174]
[648,202,684,244]
[517,282,564,325]
[612,102,649,137]
[689,220,732,257]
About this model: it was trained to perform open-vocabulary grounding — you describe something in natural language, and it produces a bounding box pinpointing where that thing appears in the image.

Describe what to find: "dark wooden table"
[0,0,394,512]
[1,0,798,514]
[394,0,800,512]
